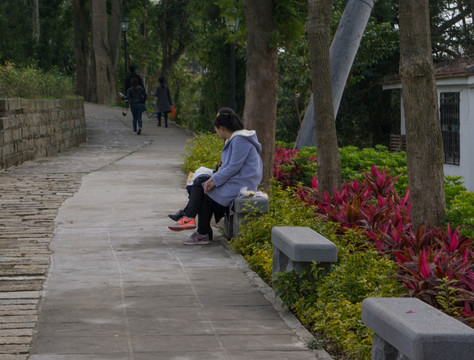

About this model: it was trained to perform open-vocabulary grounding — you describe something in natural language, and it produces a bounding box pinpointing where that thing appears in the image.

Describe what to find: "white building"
[383,57,474,192]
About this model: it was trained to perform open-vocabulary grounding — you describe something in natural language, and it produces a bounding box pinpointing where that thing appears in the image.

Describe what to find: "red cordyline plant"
[296,166,412,249]
[273,146,300,188]
[393,225,474,324]
[273,145,317,188]
[285,164,474,325]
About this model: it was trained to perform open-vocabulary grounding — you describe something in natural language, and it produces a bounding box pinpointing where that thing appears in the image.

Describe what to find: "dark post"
[230,42,236,111]
[120,17,130,94]
[226,18,239,111]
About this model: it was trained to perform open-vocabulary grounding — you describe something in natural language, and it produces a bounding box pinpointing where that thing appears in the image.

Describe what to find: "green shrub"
[445,189,474,238]
[304,250,402,359]
[444,176,473,238]
[0,62,74,99]
[339,145,408,194]
[181,133,223,174]
[276,143,409,195]
[234,183,405,358]
[271,222,402,359]
[273,262,323,312]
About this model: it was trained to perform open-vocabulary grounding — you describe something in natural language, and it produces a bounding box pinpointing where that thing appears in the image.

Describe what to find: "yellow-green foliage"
[299,251,402,359]
[0,62,75,99]
[445,190,474,238]
[182,133,223,174]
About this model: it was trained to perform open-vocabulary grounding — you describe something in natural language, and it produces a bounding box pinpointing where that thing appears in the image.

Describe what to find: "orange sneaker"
[168,216,196,231]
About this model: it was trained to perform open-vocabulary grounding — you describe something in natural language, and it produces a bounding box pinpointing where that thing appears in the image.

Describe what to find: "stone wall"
[0,98,86,169]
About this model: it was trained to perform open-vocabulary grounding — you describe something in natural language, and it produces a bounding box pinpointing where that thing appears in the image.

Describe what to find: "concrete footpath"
[5,103,332,359]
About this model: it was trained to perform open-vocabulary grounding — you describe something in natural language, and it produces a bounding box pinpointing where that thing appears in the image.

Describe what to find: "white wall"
[389,77,474,192]
[436,79,474,192]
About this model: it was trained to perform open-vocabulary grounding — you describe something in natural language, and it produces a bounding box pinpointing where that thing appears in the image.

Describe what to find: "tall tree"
[32,0,40,42]
[307,0,341,196]
[108,0,122,101]
[0,1,35,65]
[241,0,278,187]
[73,0,90,99]
[154,0,192,80]
[399,0,446,229]
[73,0,121,104]
[90,0,108,103]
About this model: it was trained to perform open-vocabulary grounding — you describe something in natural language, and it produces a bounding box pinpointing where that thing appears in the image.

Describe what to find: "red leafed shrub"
[393,225,474,324]
[290,164,474,325]
[273,146,299,188]
[273,145,317,188]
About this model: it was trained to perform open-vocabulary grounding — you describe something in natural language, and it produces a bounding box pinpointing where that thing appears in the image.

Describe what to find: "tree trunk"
[91,0,109,104]
[468,0,474,14]
[307,0,341,196]
[88,0,122,105]
[399,0,446,229]
[73,0,90,100]
[467,0,474,54]
[242,0,278,188]
[160,0,170,80]
[32,0,40,41]
[107,0,121,103]
[295,0,375,149]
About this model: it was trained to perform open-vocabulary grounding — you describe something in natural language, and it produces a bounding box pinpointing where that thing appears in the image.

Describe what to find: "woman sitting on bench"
[168,108,263,246]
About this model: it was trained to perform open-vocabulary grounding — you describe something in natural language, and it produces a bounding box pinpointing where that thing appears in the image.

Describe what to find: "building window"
[439,92,460,165]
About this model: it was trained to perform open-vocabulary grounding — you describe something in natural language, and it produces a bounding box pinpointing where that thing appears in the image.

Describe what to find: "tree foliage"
[0,0,73,72]
[0,0,472,150]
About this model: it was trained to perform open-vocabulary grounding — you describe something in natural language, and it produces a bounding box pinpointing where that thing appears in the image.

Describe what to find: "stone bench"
[362,297,474,360]
[224,196,269,239]
[271,226,338,274]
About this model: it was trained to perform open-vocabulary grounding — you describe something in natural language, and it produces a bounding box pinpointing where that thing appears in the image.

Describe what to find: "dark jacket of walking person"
[125,65,144,93]
[152,76,172,127]
[126,78,147,135]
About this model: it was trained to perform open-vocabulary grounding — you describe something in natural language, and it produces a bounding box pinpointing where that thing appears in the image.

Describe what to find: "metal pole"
[230,42,236,111]
[295,0,375,148]
[123,31,128,93]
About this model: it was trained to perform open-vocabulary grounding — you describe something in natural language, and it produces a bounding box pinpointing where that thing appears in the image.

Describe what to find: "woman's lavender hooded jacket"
[207,130,263,207]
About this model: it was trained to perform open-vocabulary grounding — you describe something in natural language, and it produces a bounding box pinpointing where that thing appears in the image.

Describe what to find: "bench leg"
[371,334,409,360]
[272,248,289,273]
[272,248,333,274]
[272,248,308,273]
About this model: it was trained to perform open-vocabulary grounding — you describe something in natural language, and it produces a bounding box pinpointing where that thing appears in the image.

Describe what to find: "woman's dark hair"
[159,76,165,85]
[213,108,244,132]
[131,77,138,88]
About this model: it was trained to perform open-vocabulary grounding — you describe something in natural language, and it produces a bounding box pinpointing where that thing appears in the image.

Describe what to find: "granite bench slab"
[362,297,474,360]
[271,226,337,273]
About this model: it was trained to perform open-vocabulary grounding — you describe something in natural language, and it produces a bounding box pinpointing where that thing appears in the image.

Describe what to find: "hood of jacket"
[227,129,262,153]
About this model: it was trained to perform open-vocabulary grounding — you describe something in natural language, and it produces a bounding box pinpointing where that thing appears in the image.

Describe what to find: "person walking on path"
[152,76,173,127]
[126,77,147,135]
[168,108,263,246]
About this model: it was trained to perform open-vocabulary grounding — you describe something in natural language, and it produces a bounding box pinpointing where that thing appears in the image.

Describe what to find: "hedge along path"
[0,172,81,359]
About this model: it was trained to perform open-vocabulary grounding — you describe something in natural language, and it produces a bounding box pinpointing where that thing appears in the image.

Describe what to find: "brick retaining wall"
[0,98,86,169]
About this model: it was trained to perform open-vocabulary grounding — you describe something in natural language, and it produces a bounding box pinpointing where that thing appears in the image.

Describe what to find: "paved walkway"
[2,103,331,359]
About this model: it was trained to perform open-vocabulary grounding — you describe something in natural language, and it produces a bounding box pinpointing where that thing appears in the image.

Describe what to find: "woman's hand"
[203,178,216,194]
